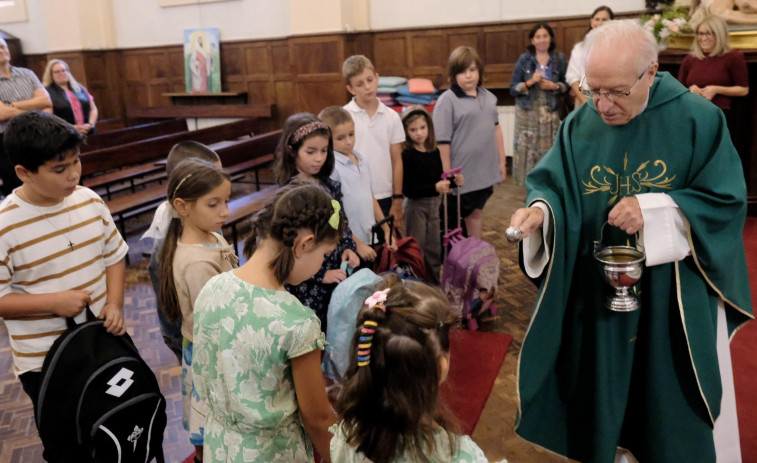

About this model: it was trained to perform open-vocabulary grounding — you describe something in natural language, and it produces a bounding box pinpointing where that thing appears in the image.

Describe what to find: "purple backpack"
[441,229,500,323]
[441,176,500,328]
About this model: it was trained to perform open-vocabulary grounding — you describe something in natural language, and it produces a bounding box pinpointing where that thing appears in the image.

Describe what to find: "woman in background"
[509,23,567,186]
[42,59,98,135]
[565,6,614,108]
[678,14,748,125]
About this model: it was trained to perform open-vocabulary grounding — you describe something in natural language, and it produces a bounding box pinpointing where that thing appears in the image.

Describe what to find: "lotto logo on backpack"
[36,309,167,463]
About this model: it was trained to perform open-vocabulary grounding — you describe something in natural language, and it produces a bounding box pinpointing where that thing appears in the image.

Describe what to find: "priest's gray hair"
[584,19,658,76]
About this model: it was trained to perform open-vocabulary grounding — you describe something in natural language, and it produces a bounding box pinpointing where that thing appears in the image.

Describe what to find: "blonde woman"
[42,59,98,134]
[677,15,748,116]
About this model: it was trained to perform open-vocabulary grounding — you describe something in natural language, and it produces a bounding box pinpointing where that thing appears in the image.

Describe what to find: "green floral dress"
[193,271,327,462]
[329,423,506,462]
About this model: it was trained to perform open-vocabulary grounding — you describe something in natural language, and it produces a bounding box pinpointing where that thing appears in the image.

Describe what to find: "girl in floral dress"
[192,183,345,462]
[273,112,359,331]
[157,159,237,462]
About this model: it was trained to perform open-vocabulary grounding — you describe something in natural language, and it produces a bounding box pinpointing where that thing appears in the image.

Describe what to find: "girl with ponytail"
[332,274,506,462]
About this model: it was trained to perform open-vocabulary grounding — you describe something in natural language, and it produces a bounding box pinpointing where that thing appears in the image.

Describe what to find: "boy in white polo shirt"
[342,55,406,228]
[319,105,393,265]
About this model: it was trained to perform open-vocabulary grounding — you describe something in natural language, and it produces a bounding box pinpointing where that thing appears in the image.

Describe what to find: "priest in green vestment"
[509,19,753,463]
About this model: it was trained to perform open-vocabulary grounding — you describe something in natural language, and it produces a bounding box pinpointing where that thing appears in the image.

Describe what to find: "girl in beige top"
[157,158,237,463]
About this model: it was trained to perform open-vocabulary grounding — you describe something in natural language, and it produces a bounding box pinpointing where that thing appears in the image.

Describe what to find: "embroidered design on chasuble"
[581,153,677,204]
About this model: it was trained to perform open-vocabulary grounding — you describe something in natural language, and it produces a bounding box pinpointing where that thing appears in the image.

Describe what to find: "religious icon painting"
[183,28,221,93]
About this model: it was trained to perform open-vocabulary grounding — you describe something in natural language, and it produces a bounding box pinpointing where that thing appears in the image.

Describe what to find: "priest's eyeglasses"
[579,70,647,102]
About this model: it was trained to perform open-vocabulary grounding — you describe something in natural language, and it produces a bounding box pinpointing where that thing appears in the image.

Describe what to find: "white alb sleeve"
[636,192,691,266]
[522,202,552,278]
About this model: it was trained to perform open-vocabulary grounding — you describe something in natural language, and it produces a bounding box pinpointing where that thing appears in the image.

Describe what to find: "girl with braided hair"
[332,274,505,463]
[274,112,359,331]
[192,183,346,462]
[157,158,236,462]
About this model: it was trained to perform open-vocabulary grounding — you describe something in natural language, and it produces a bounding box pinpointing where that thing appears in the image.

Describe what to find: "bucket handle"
[593,221,641,253]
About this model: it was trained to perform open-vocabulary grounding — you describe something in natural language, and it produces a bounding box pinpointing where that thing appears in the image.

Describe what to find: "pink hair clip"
[364,288,389,312]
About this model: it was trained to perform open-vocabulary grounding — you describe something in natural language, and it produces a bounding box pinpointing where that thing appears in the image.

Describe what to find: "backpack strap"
[65,304,98,329]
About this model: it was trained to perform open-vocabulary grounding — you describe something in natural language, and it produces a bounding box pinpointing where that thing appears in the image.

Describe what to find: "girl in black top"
[400,106,463,285]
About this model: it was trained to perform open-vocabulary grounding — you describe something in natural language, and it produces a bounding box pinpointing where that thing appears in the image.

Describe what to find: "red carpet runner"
[733,217,757,462]
[441,329,513,435]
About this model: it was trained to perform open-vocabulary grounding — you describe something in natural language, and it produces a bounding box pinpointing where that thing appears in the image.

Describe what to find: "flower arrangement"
[641,5,694,45]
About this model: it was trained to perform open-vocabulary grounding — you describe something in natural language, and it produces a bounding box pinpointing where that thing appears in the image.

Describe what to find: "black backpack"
[36,307,167,463]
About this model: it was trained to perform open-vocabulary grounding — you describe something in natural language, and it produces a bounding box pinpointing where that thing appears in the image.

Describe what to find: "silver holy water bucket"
[593,223,645,312]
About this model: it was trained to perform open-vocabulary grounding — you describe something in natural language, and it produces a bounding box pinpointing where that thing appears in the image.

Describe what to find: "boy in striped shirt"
[0,111,128,441]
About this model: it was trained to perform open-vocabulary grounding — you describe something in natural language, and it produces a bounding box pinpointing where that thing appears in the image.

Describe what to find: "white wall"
[0,0,49,54]
[370,0,646,30]
[111,0,289,49]
[1,0,646,54]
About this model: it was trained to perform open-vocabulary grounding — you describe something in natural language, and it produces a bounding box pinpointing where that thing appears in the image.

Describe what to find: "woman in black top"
[42,59,98,134]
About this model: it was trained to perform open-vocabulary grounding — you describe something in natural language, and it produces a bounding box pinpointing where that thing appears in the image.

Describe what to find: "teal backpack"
[322,268,381,381]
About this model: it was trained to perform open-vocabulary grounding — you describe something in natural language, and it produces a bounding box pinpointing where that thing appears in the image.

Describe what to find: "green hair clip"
[329,200,341,230]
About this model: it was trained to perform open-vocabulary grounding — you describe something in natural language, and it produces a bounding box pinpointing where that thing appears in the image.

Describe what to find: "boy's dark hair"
[527,22,557,53]
[343,55,376,85]
[166,140,221,177]
[400,106,437,152]
[335,274,460,463]
[274,112,334,186]
[3,111,84,173]
[318,106,354,131]
[242,182,346,284]
[447,46,484,88]
[158,158,231,322]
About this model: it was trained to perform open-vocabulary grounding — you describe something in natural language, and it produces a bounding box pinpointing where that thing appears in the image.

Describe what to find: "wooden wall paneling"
[344,32,374,62]
[271,41,292,79]
[446,27,483,59]
[483,25,524,88]
[291,35,344,76]
[167,48,185,93]
[23,54,48,79]
[271,80,294,131]
[409,30,445,85]
[290,36,345,115]
[295,78,348,114]
[373,32,409,76]
[562,22,589,59]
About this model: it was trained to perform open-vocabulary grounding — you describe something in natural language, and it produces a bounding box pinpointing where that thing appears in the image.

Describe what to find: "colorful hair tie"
[289,120,330,145]
[329,200,341,230]
[357,320,378,367]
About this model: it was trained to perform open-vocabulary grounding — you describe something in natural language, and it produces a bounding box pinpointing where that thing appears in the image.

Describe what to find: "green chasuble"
[515,72,753,463]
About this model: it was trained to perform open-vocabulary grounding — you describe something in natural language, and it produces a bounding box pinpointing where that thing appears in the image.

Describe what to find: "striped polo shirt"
[0,186,128,375]
[0,66,44,133]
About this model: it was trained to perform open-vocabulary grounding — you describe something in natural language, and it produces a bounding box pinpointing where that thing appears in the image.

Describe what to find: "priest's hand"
[608,196,643,235]
[509,206,544,239]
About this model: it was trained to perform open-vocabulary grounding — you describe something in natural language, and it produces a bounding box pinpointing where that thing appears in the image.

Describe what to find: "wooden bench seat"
[83,119,188,152]
[223,186,280,255]
[80,118,257,177]
[83,161,165,199]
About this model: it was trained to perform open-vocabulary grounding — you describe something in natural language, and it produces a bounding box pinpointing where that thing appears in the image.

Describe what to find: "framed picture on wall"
[183,28,221,93]
[0,0,28,24]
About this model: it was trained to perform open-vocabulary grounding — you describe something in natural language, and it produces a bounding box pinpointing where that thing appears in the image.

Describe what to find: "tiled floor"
[0,172,573,462]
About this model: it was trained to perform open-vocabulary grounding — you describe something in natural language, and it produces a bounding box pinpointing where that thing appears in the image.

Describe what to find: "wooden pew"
[216,129,281,189]
[80,118,258,178]
[82,119,188,152]
[106,129,281,262]
[94,118,125,133]
[126,104,272,123]
[223,186,280,256]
